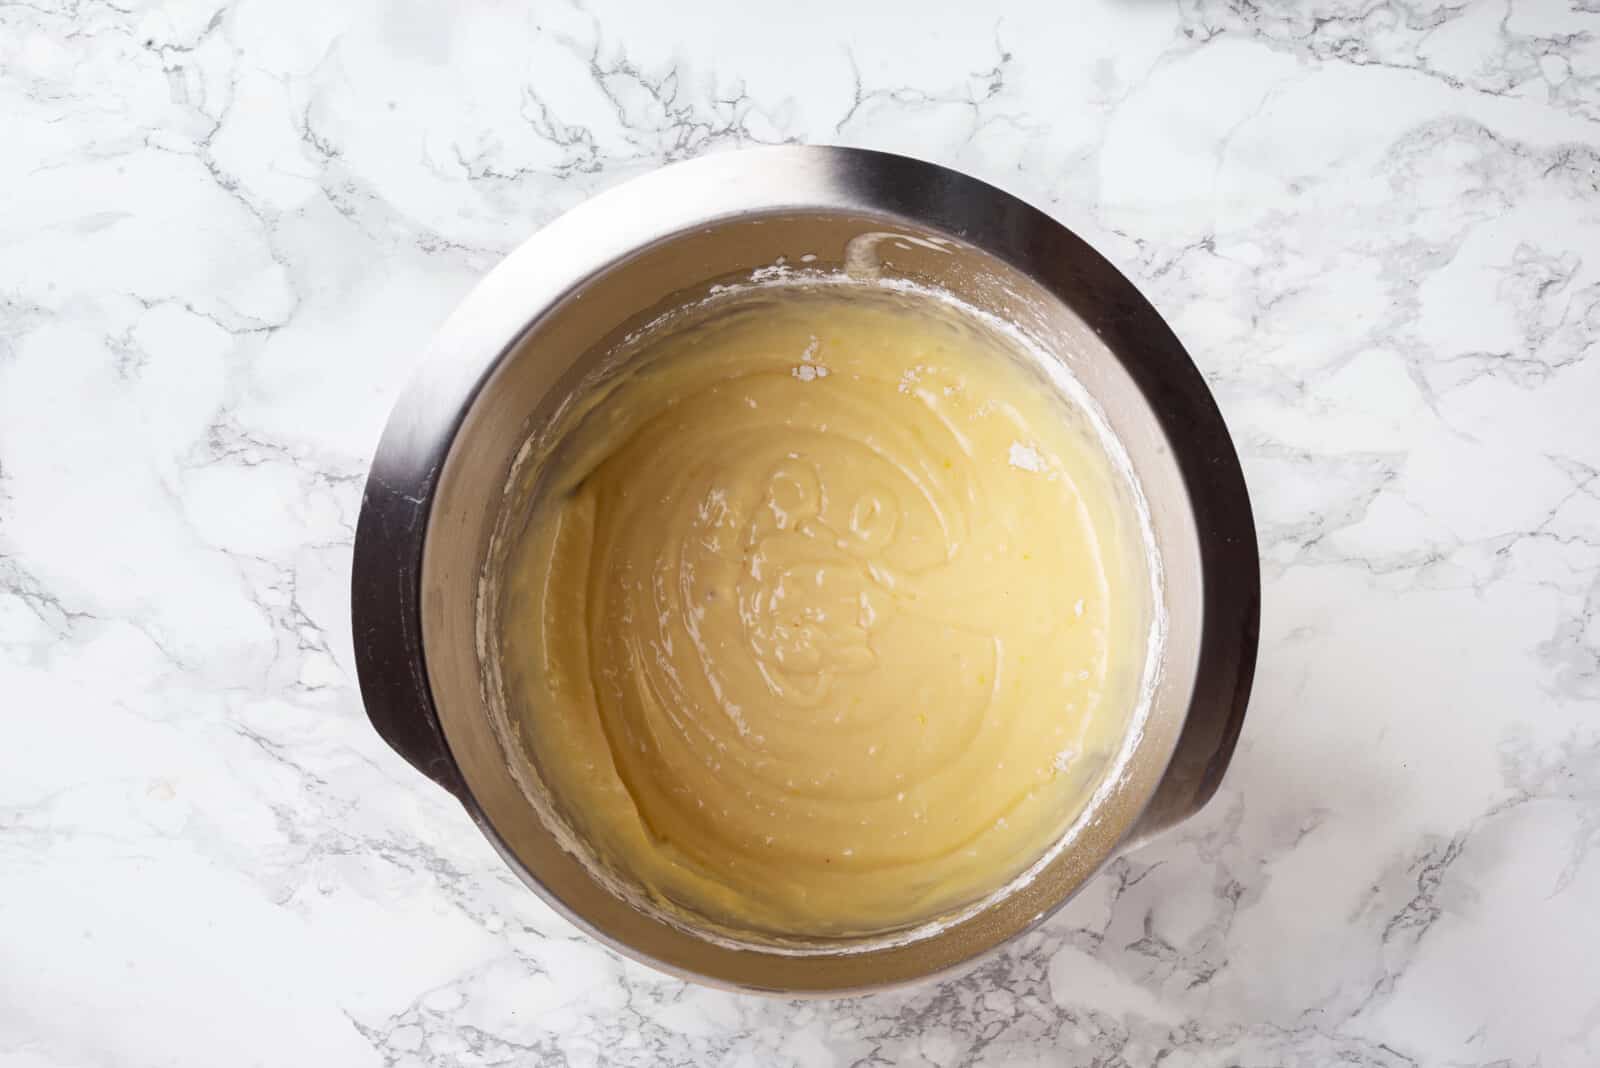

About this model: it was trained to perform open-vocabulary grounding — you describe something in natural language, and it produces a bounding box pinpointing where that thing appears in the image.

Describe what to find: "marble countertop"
[4,0,1599,1064]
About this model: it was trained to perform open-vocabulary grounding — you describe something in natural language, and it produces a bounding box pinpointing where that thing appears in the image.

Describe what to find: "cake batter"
[498,284,1148,936]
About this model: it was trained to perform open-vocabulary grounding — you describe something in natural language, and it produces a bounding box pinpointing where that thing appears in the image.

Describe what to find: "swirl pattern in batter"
[499,284,1148,936]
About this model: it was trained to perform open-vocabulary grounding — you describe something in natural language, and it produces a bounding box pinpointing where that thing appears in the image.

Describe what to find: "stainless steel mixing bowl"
[351,146,1259,993]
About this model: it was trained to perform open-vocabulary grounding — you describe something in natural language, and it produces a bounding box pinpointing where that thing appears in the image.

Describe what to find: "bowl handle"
[351,472,467,800]
[1125,584,1258,848]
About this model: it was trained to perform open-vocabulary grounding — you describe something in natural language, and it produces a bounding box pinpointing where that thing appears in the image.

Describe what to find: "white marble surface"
[4,0,1599,1064]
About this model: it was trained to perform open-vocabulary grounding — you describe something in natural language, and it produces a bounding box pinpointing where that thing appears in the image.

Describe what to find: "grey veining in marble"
[3,0,1599,1065]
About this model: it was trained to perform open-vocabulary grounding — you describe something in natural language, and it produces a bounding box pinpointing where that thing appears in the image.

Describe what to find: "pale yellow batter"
[499,284,1148,937]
